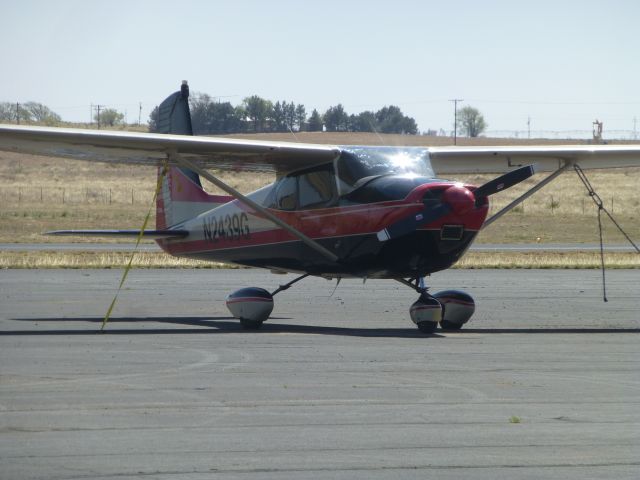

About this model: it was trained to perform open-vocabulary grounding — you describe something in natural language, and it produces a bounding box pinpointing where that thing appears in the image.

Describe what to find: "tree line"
[0,101,61,125]
[1,97,488,137]
[148,93,420,135]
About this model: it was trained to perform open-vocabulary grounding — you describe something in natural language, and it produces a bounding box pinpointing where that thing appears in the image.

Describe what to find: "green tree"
[148,106,159,132]
[457,106,487,137]
[295,104,306,131]
[272,101,287,132]
[0,102,17,122]
[284,102,296,131]
[0,101,61,125]
[350,111,377,132]
[324,104,349,132]
[95,108,124,127]
[308,109,323,131]
[243,95,273,132]
[23,102,61,125]
[376,105,418,134]
[188,93,246,134]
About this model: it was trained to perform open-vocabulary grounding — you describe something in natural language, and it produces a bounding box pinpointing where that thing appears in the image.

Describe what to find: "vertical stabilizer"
[155,82,232,229]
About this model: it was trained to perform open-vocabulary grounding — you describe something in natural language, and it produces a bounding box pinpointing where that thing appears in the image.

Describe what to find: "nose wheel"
[398,277,475,333]
[410,292,442,333]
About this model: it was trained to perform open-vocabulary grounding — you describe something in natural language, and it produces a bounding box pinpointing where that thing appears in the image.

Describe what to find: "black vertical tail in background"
[156,80,194,135]
[155,81,201,187]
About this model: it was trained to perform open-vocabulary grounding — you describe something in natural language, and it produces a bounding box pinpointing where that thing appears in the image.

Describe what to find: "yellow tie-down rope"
[101,158,169,331]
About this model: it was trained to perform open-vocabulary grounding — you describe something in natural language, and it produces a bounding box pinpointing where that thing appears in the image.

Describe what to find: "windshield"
[336,146,434,194]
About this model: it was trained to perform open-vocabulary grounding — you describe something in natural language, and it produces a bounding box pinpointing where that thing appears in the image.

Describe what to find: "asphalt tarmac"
[1,268,639,479]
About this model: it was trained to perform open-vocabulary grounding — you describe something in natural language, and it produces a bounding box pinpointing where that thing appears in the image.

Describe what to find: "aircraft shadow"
[4,316,443,338]
[3,317,637,338]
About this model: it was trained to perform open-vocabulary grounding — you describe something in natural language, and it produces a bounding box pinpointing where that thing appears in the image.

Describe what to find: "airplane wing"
[0,124,340,173]
[2,124,639,175]
[429,145,640,174]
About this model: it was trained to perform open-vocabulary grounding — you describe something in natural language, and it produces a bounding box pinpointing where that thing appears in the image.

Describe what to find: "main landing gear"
[225,274,309,329]
[399,277,476,333]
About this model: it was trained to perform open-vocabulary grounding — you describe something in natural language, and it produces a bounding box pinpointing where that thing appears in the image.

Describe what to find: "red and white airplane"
[1,82,639,332]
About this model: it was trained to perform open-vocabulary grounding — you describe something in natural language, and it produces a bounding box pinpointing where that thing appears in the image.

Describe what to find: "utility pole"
[138,102,142,126]
[449,99,463,145]
[527,116,531,139]
[94,104,104,129]
[16,102,20,124]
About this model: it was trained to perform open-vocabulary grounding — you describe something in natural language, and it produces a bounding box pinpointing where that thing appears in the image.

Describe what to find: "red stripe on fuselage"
[158,182,489,256]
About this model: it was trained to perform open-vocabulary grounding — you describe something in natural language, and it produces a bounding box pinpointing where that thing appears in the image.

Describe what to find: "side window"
[267,163,337,211]
[298,168,336,209]
[274,176,297,210]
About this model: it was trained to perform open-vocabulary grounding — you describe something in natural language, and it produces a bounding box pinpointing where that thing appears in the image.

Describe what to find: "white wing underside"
[0,125,340,173]
[429,145,640,173]
[1,124,639,174]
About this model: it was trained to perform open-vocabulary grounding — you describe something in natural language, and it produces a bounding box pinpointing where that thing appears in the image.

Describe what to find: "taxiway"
[1,268,638,479]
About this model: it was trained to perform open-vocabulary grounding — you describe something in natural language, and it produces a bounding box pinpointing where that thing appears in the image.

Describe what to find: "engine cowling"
[226,287,274,326]
[432,290,475,330]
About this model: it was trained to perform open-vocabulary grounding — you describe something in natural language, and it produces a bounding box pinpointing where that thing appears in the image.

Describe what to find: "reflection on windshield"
[336,147,434,194]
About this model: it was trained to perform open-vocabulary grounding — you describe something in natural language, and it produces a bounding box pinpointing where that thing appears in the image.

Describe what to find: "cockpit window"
[274,176,297,210]
[298,167,335,208]
[336,147,434,194]
[268,162,337,210]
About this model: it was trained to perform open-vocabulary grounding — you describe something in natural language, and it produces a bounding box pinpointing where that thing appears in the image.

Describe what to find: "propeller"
[377,165,535,242]
[473,165,535,205]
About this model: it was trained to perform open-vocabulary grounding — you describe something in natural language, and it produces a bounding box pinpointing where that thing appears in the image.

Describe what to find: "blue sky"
[1,0,638,137]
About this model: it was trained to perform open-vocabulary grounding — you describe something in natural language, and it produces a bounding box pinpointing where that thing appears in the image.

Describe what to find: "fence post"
[131,188,134,205]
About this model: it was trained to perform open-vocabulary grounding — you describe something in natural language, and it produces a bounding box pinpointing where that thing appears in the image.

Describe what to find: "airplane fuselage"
[158,171,489,278]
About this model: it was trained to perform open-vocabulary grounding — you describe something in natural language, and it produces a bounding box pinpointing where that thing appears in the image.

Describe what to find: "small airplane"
[1,82,639,332]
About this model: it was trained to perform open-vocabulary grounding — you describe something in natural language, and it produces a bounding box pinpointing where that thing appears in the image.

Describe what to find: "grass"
[509,416,522,424]
[455,251,639,269]
[0,251,236,269]
[1,251,638,269]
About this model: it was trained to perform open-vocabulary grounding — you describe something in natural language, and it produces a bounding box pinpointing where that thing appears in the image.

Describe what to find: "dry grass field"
[1,250,638,269]
[1,132,639,248]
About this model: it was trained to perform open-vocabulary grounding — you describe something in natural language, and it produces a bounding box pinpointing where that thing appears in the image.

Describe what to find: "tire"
[440,320,463,331]
[240,319,264,330]
[417,321,438,334]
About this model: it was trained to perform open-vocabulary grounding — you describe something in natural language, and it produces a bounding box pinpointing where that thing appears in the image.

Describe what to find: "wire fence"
[0,186,154,206]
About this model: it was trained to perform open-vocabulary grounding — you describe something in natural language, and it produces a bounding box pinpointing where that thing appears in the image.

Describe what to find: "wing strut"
[482,161,573,229]
[171,153,340,263]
